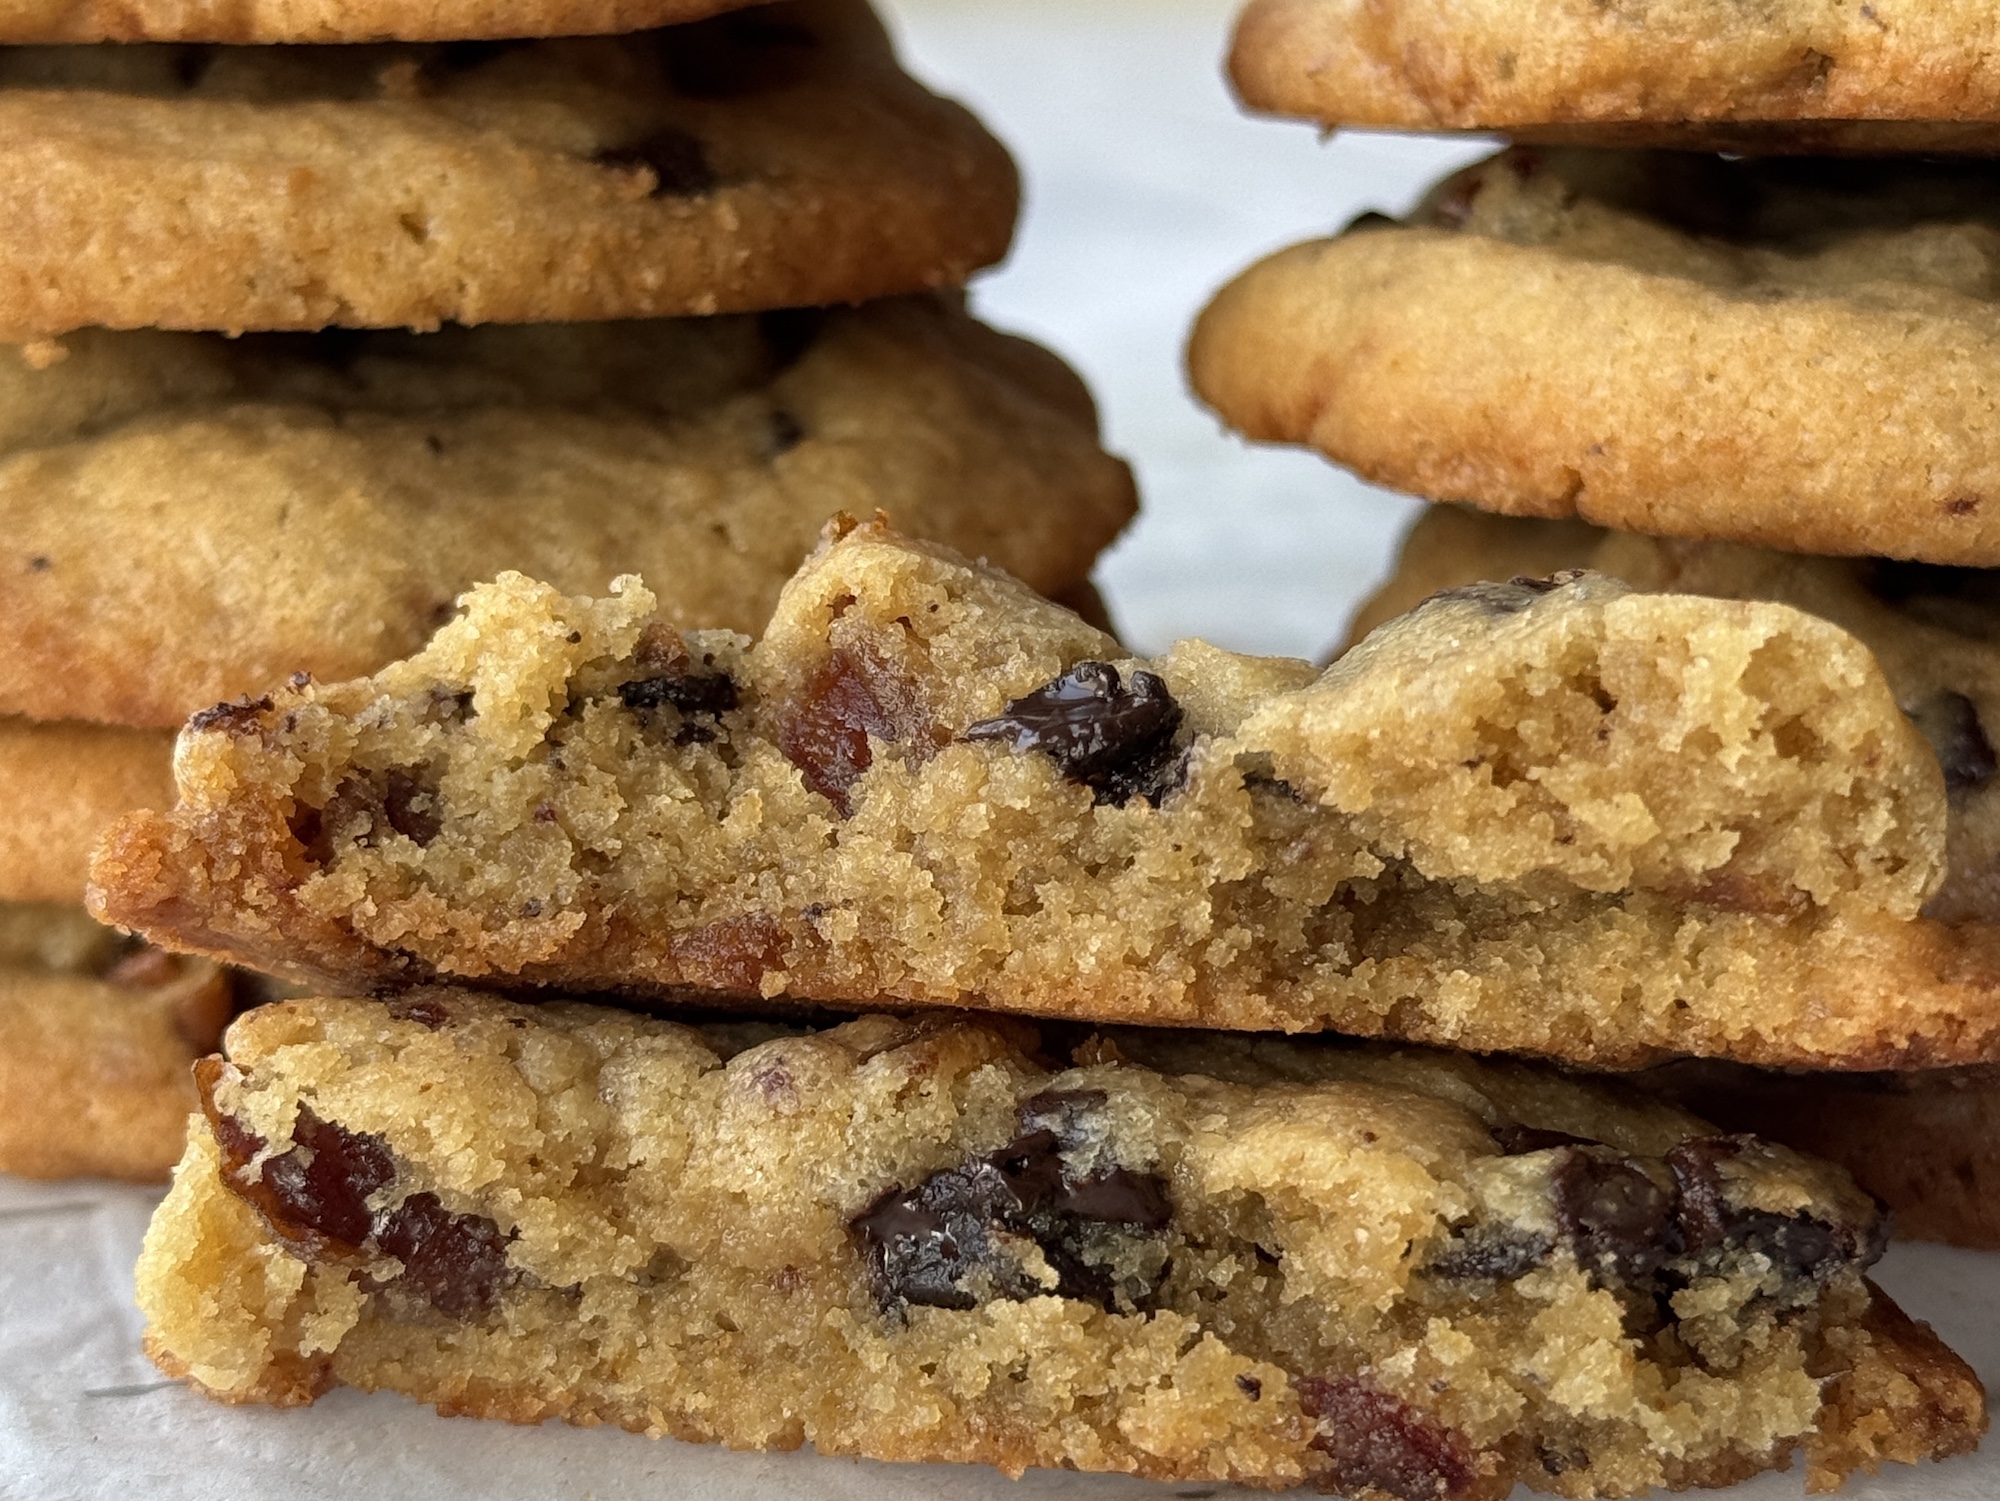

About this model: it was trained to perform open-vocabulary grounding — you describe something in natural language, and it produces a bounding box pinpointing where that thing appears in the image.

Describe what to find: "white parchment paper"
[4,1,1995,1495]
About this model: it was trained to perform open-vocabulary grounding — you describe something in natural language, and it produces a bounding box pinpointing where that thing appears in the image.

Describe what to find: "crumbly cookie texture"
[1189,148,2000,568]
[0,901,232,1180]
[1352,506,2000,928]
[93,521,1999,1070]
[0,0,756,44]
[0,0,1015,337]
[1229,0,2000,143]
[137,990,1985,1494]
[0,294,1131,727]
[0,717,173,903]
[1642,1059,2000,1254]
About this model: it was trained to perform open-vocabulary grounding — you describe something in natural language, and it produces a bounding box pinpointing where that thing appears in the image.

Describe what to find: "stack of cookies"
[0,0,1142,1180]
[35,2,1999,1493]
[1190,3,2000,1257]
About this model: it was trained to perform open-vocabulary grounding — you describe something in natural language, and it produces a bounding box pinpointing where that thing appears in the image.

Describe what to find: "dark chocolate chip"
[381,769,443,847]
[259,1109,395,1249]
[1236,1374,1263,1400]
[1425,1227,1553,1283]
[963,662,1186,807]
[188,695,274,735]
[852,1126,1171,1313]
[1550,1148,1676,1283]
[592,126,716,197]
[1295,1376,1480,1501]
[619,667,740,746]
[1665,1135,1882,1284]
[375,1192,513,1318]
[1905,691,1997,796]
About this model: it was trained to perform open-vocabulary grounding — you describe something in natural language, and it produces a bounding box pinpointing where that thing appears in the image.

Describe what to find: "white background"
[4,1,1996,1495]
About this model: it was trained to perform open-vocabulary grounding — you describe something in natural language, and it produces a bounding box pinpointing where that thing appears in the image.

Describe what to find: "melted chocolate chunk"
[619,666,740,744]
[1666,1135,1881,1284]
[963,662,1186,807]
[260,1110,395,1249]
[1295,1377,1480,1501]
[1550,1148,1676,1283]
[852,1123,1171,1313]
[592,126,716,197]
[1425,1228,1552,1283]
[665,11,819,98]
[376,1192,512,1319]
[188,695,274,735]
[1906,691,1997,796]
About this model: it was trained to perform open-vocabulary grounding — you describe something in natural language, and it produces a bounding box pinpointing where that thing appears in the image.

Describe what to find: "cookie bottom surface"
[137,990,1984,1494]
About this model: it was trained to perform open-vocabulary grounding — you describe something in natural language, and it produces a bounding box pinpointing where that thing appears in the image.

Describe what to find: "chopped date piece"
[258,1110,395,1250]
[375,1193,512,1319]
[853,1120,1170,1313]
[963,661,1185,806]
[1296,1376,1481,1501]
[778,646,931,814]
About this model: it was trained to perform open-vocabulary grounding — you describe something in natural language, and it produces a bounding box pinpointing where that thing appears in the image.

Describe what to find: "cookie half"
[1230,0,2000,151]
[0,718,173,904]
[137,990,1982,1491]
[90,520,2000,1072]
[1350,506,2000,928]
[0,0,1016,337]
[0,0,759,44]
[0,295,1133,728]
[0,902,232,1181]
[1191,147,2000,568]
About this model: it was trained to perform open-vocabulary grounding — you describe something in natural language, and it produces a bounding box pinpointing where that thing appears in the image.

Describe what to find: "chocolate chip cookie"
[0,295,1133,727]
[1352,505,2000,927]
[0,0,756,44]
[1190,147,2000,567]
[1230,0,2000,151]
[93,519,2000,1071]
[0,718,173,903]
[0,901,232,1180]
[138,990,1984,1492]
[0,0,1015,337]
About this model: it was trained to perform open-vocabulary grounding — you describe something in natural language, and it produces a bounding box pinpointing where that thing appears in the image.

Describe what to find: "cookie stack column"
[1189,3,2000,1248]
[0,0,1141,1181]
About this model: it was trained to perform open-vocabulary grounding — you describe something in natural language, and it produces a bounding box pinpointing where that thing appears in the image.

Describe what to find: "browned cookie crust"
[0,0,759,44]
[90,521,2000,1072]
[0,718,173,904]
[1642,1060,2000,1252]
[0,295,1133,728]
[1351,507,2000,929]
[0,902,232,1181]
[1230,0,2000,148]
[138,990,1985,1492]
[0,0,1015,337]
[1191,147,2000,568]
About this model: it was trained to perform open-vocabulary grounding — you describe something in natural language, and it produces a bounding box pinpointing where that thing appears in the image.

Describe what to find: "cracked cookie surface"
[138,989,1985,1494]
[0,294,1132,727]
[0,901,232,1180]
[1190,147,2000,567]
[0,0,1015,336]
[90,521,2000,1070]
[1230,0,2000,152]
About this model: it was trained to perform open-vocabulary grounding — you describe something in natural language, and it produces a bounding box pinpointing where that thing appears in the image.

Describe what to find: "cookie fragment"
[90,522,2000,1071]
[136,991,1984,1491]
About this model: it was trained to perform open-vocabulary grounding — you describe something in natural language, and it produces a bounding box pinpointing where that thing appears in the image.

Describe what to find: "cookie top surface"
[1352,507,2000,931]
[0,0,759,44]
[93,520,2000,1072]
[0,0,1017,336]
[135,988,1981,1494]
[1189,146,2000,568]
[0,294,1134,727]
[0,718,173,904]
[1230,0,2000,148]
